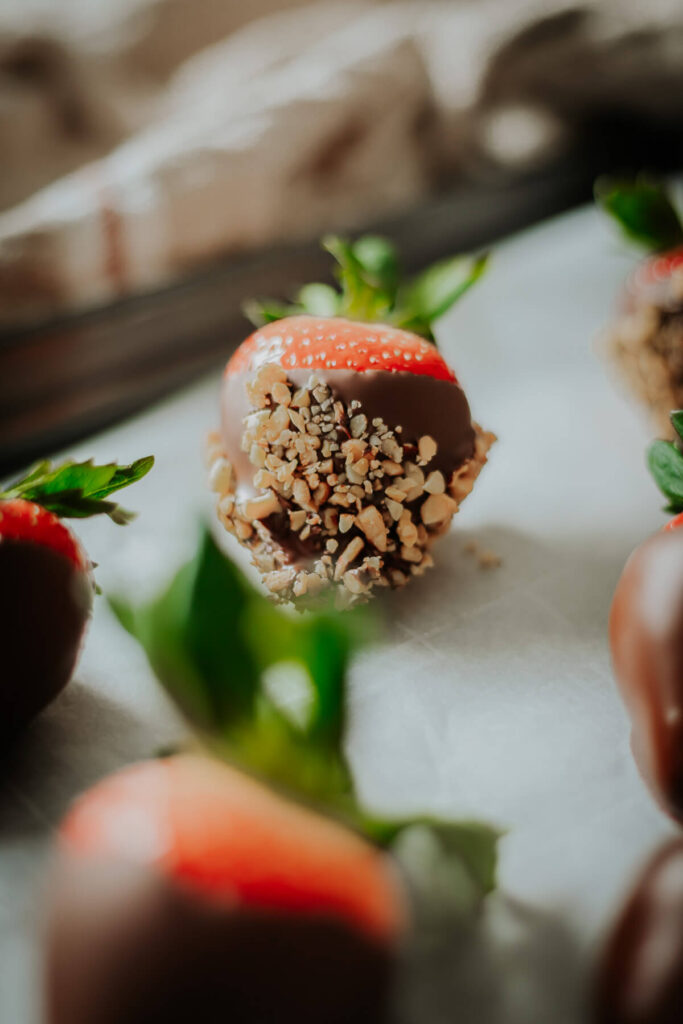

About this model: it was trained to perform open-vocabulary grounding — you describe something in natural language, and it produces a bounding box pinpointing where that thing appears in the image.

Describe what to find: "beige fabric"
[0,0,681,324]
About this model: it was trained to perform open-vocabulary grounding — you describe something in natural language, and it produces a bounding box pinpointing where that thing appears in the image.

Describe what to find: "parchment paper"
[0,201,677,1023]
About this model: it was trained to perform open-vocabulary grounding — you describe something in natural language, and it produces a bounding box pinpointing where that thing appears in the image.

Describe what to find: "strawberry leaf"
[649,431,683,514]
[244,234,488,344]
[0,456,154,523]
[670,410,683,445]
[596,177,683,253]
[109,528,500,903]
[109,528,366,795]
[396,252,489,341]
[296,283,340,317]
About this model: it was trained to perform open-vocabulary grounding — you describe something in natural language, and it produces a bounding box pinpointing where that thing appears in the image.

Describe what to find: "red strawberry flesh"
[0,500,88,570]
[60,755,406,942]
[226,315,457,382]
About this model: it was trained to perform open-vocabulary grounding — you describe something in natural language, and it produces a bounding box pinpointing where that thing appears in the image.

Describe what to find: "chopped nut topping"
[385,498,404,521]
[424,470,446,494]
[242,492,280,521]
[418,435,438,464]
[339,513,355,534]
[334,536,364,580]
[264,568,297,592]
[350,414,368,438]
[421,492,458,525]
[356,505,388,552]
[208,457,234,494]
[207,374,494,605]
[289,509,307,532]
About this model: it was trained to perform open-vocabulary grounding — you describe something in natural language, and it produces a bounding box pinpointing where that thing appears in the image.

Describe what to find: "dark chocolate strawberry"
[608,412,683,819]
[0,455,153,739]
[598,178,683,435]
[46,754,402,1024]
[212,235,494,605]
[47,532,499,1023]
[594,840,683,1024]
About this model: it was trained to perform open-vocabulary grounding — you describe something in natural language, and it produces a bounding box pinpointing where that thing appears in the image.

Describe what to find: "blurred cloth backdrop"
[1,0,682,326]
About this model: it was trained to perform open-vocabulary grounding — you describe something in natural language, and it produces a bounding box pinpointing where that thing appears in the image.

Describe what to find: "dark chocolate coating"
[609,530,683,822]
[594,840,683,1024]
[46,854,393,1024]
[221,368,475,499]
[0,541,91,742]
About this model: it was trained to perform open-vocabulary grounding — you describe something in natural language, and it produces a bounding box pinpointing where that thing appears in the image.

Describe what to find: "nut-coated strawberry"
[212,236,494,605]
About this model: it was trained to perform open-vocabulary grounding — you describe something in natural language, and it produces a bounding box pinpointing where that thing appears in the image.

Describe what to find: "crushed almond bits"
[208,368,495,607]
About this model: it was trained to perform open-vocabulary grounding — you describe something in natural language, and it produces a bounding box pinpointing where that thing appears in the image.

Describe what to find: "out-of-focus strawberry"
[47,754,403,1024]
[0,455,153,738]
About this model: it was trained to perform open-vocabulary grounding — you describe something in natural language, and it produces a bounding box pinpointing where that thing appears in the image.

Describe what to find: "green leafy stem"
[110,528,501,907]
[649,411,683,514]
[596,176,683,254]
[0,456,154,524]
[245,234,488,344]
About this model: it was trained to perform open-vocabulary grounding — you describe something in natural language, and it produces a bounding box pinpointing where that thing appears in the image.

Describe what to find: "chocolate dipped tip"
[594,839,683,1024]
[0,539,92,742]
[609,529,683,821]
[46,854,394,1024]
[211,361,493,606]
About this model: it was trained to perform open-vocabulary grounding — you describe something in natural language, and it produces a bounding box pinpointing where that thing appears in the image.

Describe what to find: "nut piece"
[242,492,280,521]
[350,414,368,438]
[334,536,365,580]
[397,510,418,547]
[209,458,234,494]
[271,382,291,406]
[356,506,388,552]
[339,514,355,534]
[264,568,297,592]
[246,364,288,408]
[418,435,438,464]
[424,470,446,494]
[421,492,458,526]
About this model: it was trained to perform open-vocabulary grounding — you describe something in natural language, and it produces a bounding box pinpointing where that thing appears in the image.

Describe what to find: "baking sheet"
[0,201,677,1023]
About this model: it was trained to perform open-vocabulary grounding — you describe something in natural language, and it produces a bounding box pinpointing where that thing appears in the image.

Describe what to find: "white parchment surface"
[1,202,677,1023]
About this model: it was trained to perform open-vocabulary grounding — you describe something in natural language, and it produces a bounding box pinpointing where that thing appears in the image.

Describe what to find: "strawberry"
[0,456,153,739]
[59,755,405,939]
[594,839,683,1024]
[610,528,683,822]
[664,511,683,532]
[226,315,457,382]
[50,530,499,1023]
[0,499,88,569]
[47,755,402,1024]
[215,235,494,605]
[598,178,683,434]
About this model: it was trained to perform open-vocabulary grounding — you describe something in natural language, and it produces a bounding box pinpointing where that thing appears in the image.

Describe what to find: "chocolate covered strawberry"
[47,531,499,1023]
[0,455,153,739]
[210,235,494,605]
[47,754,402,1024]
[594,840,683,1024]
[598,178,683,435]
[609,411,683,819]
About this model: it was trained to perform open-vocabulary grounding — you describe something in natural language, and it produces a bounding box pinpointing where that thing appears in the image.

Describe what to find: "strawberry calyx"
[244,234,487,345]
[0,455,154,525]
[596,176,683,255]
[649,411,683,515]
